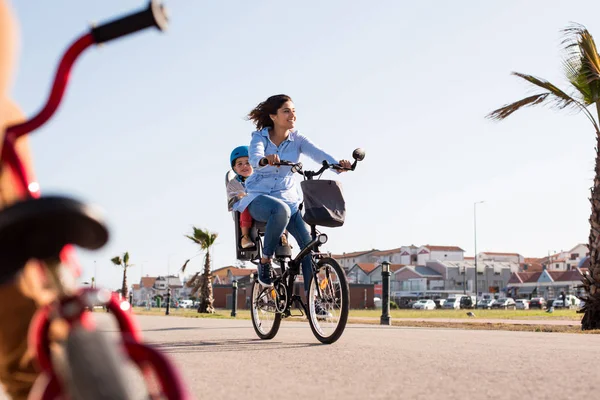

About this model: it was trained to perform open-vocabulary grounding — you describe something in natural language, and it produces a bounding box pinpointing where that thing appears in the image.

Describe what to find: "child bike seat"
[0,196,108,284]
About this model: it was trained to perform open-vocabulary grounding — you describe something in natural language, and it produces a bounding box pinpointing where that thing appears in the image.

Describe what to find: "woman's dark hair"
[247,94,292,130]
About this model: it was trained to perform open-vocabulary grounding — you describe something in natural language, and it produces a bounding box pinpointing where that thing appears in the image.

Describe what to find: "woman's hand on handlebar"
[332,159,352,172]
[261,154,281,166]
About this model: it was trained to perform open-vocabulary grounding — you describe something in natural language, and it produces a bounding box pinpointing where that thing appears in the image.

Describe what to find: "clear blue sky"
[8,0,600,289]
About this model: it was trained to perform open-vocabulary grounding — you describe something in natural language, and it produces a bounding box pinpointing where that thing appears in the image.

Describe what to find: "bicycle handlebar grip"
[259,157,269,167]
[91,0,168,44]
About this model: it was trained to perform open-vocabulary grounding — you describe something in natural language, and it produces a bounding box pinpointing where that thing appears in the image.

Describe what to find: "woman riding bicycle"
[233,94,351,289]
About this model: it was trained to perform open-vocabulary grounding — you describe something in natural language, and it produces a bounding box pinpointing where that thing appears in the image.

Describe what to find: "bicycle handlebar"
[91,0,168,44]
[258,147,365,178]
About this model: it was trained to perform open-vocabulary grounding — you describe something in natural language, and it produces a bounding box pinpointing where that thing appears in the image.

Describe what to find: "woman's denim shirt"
[232,127,338,215]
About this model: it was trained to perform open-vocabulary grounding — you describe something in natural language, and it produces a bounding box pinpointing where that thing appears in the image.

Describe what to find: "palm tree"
[487,23,600,329]
[184,227,218,313]
[111,252,132,300]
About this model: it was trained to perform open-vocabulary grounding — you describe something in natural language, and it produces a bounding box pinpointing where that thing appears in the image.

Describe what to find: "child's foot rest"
[275,245,292,258]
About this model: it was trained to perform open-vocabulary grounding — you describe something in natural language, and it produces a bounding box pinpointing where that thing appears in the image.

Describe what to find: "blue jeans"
[247,195,313,291]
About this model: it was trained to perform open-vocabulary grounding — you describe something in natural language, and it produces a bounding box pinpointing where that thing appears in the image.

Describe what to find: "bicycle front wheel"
[250,280,282,340]
[307,257,349,344]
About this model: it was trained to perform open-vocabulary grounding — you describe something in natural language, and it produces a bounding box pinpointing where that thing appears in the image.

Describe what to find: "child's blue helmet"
[230,145,249,167]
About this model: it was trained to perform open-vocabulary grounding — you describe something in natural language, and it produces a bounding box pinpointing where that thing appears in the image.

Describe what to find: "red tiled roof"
[212,265,238,274]
[141,277,157,288]
[230,268,254,277]
[547,271,564,281]
[356,263,378,274]
[464,256,475,260]
[482,252,521,257]
[389,264,406,272]
[132,284,140,290]
[514,272,542,283]
[372,247,403,257]
[522,258,544,272]
[553,270,584,282]
[507,273,523,284]
[424,245,465,252]
[331,249,378,259]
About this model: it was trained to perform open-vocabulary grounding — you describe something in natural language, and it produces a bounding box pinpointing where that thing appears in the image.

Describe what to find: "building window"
[570,253,578,260]
[555,264,559,269]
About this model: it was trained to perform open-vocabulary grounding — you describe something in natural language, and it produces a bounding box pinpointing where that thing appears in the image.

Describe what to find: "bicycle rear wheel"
[250,280,281,340]
[63,325,131,399]
[306,257,349,344]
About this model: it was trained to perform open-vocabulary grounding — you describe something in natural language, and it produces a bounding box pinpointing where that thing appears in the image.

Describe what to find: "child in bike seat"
[227,145,288,249]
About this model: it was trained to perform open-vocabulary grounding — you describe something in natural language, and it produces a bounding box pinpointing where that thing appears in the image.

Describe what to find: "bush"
[390,300,398,309]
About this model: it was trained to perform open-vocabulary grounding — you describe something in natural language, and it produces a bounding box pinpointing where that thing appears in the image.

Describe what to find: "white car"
[477,299,495,309]
[515,299,530,310]
[412,299,436,310]
[178,299,194,309]
[443,297,461,309]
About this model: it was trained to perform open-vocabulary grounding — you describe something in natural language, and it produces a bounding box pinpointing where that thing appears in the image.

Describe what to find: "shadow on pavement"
[147,338,322,353]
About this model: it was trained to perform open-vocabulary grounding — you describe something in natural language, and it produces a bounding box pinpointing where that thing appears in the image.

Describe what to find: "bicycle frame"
[0,2,190,399]
[250,158,363,316]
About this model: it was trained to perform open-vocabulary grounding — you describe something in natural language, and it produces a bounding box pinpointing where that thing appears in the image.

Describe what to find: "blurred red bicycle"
[0,2,191,399]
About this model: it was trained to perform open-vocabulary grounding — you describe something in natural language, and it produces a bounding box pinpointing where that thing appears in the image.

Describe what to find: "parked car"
[460,295,477,309]
[553,295,581,308]
[179,299,194,309]
[413,299,436,310]
[477,299,495,309]
[492,298,516,309]
[529,297,547,309]
[443,297,461,309]
[433,298,446,309]
[515,299,530,310]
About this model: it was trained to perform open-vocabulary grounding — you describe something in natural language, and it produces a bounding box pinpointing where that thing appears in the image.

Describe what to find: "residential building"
[331,249,380,271]
[211,266,255,285]
[541,244,588,272]
[131,275,184,306]
[368,263,405,284]
[392,260,518,297]
[415,245,465,265]
[334,244,464,269]
[347,263,378,284]
[480,252,524,264]
[507,268,585,299]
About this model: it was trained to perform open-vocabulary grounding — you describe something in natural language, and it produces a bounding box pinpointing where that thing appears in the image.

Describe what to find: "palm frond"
[186,271,200,288]
[123,251,130,265]
[512,72,577,109]
[185,234,200,245]
[562,23,600,103]
[180,259,191,273]
[186,226,218,250]
[486,93,550,120]
[110,256,122,266]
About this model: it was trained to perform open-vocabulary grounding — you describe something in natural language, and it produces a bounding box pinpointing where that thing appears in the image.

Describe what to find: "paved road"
[0,314,595,399]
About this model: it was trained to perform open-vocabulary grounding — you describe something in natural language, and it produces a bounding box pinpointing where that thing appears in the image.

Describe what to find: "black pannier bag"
[300,180,346,227]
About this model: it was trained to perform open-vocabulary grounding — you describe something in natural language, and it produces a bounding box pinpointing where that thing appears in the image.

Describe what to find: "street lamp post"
[380,262,391,325]
[474,201,485,302]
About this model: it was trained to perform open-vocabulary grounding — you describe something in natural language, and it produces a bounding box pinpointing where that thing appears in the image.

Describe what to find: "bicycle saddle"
[0,196,109,284]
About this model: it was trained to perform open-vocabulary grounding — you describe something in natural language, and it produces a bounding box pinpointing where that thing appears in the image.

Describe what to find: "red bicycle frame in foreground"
[1,2,191,399]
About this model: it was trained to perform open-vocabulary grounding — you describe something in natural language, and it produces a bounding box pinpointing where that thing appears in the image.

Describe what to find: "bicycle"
[247,148,365,344]
[0,2,191,399]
